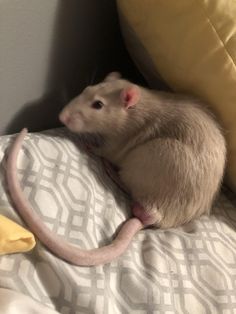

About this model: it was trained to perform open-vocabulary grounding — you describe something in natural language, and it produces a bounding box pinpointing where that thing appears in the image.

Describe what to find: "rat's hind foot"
[131,202,162,227]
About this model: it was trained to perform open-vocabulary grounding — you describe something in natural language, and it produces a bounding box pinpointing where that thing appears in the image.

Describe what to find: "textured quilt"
[0,128,235,314]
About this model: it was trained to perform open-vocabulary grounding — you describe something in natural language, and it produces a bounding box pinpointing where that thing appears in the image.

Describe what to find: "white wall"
[0,0,139,135]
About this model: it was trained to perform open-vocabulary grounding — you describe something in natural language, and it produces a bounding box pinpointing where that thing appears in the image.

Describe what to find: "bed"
[0,128,235,314]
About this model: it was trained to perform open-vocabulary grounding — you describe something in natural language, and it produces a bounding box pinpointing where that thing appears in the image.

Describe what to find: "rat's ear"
[104,72,122,82]
[121,85,140,109]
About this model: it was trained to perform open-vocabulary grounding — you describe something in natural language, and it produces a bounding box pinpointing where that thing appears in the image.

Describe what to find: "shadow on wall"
[6,0,145,135]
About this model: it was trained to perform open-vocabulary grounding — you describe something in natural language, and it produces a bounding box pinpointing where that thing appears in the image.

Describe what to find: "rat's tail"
[6,128,143,266]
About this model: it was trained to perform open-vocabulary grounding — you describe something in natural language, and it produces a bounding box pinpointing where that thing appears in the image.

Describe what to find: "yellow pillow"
[117,0,236,192]
[0,214,35,255]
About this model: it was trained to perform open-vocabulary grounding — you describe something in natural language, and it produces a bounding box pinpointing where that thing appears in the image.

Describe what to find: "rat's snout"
[59,107,85,132]
[59,110,70,125]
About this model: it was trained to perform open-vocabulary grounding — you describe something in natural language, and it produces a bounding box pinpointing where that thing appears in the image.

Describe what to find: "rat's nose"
[59,110,70,125]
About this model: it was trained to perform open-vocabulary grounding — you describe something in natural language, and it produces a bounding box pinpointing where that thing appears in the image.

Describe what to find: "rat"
[6,72,226,266]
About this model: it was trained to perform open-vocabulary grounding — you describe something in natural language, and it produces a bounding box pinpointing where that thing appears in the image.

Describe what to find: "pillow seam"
[196,0,236,71]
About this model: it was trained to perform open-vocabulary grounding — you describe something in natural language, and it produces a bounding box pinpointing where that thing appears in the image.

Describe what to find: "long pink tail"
[6,128,143,266]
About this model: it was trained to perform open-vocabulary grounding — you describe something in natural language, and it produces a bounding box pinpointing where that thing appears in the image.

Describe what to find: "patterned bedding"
[0,128,235,314]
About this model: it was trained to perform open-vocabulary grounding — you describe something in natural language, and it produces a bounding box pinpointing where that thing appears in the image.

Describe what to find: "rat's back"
[118,91,226,228]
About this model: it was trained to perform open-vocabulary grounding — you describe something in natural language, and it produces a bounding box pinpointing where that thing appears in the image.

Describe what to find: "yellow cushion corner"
[0,214,36,255]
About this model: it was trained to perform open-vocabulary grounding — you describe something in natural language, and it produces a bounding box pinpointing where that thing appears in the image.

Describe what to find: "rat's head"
[59,72,141,135]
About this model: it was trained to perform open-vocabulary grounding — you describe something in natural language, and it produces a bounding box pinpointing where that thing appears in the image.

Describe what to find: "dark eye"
[91,100,104,110]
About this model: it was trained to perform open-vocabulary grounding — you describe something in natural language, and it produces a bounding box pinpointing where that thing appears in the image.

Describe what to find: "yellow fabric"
[0,214,35,255]
[117,0,236,192]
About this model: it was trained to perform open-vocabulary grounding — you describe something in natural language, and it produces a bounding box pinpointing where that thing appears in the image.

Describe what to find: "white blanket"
[0,128,235,313]
[0,288,59,314]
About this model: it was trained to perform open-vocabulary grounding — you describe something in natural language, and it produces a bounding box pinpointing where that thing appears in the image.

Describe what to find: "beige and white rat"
[6,72,226,266]
[59,72,226,227]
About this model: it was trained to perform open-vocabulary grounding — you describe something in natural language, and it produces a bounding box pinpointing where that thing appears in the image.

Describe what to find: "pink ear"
[121,85,140,109]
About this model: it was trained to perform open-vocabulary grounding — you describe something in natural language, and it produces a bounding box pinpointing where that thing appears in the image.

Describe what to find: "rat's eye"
[91,100,104,110]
